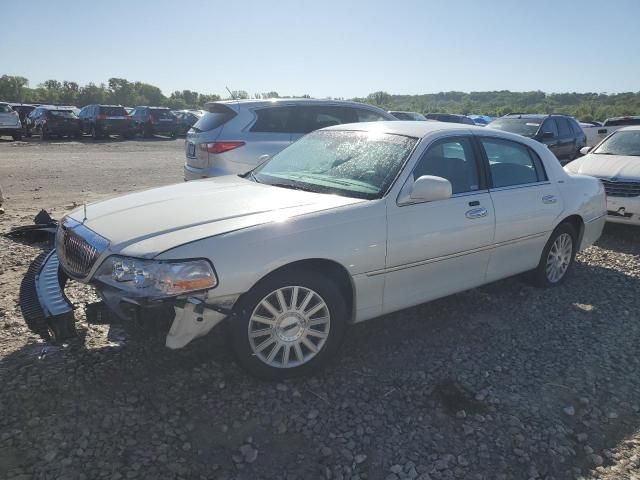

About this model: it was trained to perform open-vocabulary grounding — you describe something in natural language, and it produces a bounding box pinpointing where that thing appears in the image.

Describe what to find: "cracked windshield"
[254,130,417,199]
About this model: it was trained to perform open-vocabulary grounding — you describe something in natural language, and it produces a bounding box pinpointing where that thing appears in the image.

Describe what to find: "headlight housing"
[94,256,217,298]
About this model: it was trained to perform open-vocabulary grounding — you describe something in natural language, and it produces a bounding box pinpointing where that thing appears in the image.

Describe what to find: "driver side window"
[413,137,481,194]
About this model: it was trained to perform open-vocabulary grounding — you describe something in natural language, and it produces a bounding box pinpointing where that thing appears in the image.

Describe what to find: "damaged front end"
[20,217,236,348]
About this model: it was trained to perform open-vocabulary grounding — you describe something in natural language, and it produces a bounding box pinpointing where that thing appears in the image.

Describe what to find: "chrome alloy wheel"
[248,286,331,369]
[546,233,573,283]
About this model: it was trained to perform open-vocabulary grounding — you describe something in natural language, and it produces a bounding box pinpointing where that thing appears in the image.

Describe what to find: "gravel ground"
[1,138,640,479]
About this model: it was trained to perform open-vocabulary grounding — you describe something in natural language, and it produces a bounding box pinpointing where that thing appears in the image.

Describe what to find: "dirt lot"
[0,137,639,480]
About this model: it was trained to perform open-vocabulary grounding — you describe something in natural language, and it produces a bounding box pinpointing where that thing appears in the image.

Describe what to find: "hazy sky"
[3,0,640,98]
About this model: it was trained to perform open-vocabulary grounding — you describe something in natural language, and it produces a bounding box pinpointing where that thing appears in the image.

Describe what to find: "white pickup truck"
[582,116,640,146]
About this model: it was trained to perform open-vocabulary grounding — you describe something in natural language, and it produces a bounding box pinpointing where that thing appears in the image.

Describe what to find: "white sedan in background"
[566,126,640,226]
[27,122,606,379]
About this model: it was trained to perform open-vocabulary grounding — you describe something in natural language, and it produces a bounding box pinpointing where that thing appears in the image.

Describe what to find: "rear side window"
[99,106,127,116]
[0,104,13,113]
[541,119,558,137]
[250,107,295,133]
[194,103,237,132]
[569,118,583,134]
[356,108,389,122]
[556,118,572,137]
[150,108,174,119]
[291,106,358,134]
[480,137,546,188]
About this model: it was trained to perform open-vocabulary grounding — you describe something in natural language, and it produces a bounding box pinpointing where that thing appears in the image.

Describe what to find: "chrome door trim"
[489,181,551,193]
[367,231,548,277]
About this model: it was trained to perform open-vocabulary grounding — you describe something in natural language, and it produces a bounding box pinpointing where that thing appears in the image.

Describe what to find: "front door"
[383,135,495,313]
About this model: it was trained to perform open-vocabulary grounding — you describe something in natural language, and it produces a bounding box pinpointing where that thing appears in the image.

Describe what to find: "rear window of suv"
[603,118,640,127]
[192,103,237,132]
[48,110,76,118]
[99,106,128,116]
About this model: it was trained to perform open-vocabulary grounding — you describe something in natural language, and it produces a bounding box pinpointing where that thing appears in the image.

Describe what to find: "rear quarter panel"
[558,173,606,249]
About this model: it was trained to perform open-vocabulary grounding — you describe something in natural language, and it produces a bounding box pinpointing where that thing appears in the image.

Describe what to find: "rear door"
[239,106,295,168]
[555,117,575,161]
[478,135,563,281]
[540,118,561,159]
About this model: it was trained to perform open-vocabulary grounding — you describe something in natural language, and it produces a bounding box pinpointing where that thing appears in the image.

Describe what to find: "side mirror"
[410,175,452,202]
[542,131,555,139]
[580,146,591,155]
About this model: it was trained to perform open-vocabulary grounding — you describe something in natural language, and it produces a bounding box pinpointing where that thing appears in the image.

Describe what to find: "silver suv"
[184,98,394,180]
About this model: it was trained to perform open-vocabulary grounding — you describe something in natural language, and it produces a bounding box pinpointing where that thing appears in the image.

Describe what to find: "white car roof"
[322,120,516,139]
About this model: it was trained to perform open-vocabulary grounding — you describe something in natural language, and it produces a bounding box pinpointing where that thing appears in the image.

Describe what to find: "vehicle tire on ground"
[25,128,31,138]
[123,132,134,140]
[229,268,348,380]
[73,131,81,139]
[91,125,100,140]
[12,134,22,141]
[40,127,48,141]
[143,123,153,138]
[530,222,577,288]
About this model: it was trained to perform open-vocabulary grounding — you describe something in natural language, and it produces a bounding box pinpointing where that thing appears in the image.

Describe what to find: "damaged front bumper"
[21,250,235,348]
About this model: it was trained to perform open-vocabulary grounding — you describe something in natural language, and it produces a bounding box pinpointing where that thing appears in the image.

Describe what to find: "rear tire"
[531,223,577,288]
[12,133,22,141]
[230,269,348,379]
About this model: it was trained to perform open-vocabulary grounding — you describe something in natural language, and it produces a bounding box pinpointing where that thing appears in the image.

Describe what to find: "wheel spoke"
[309,316,329,326]
[282,344,291,368]
[305,301,325,318]
[306,329,328,339]
[252,314,276,326]
[261,298,280,318]
[266,342,282,363]
[298,291,313,313]
[276,289,287,313]
[255,337,277,353]
[293,342,304,362]
[301,336,318,353]
[290,286,299,310]
[249,328,273,338]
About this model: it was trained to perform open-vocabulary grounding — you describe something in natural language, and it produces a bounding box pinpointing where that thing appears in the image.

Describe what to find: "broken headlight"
[95,256,217,297]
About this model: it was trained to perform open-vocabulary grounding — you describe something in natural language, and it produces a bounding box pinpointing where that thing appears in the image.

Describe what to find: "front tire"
[531,223,577,287]
[230,269,347,379]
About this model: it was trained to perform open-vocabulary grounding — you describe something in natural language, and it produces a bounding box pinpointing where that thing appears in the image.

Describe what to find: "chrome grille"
[56,218,109,278]
[600,179,640,198]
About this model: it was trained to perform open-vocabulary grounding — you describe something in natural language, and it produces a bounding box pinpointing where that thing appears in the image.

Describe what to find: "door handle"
[465,207,488,219]
[542,195,557,204]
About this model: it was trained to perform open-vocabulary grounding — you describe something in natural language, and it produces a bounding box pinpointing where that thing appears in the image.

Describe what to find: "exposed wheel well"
[559,214,585,247]
[247,259,355,322]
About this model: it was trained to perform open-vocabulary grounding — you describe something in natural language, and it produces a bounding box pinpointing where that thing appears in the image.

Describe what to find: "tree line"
[1,75,639,121]
[356,90,640,122]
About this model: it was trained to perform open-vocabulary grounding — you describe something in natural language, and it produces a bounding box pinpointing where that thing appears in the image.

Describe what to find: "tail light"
[199,141,245,154]
[97,114,107,120]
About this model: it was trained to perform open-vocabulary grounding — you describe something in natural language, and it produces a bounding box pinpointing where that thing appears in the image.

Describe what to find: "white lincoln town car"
[25,122,606,378]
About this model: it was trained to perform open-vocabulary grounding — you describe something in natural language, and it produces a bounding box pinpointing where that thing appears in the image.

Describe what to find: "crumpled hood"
[67,176,363,257]
[565,153,640,180]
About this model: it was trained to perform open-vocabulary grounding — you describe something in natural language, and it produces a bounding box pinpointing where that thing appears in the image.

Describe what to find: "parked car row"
[0,102,205,140]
